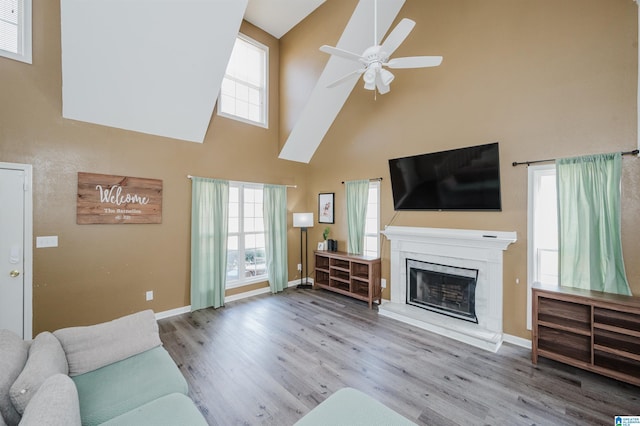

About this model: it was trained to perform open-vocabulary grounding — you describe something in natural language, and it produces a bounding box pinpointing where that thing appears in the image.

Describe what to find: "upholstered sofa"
[0,310,206,426]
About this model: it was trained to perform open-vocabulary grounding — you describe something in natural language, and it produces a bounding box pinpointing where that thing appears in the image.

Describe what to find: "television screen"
[388,142,502,211]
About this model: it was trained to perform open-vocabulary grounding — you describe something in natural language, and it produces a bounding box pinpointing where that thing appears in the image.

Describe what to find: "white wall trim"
[503,333,532,349]
[154,305,190,320]
[154,279,313,319]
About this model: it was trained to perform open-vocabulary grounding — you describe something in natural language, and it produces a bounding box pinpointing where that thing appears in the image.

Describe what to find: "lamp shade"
[293,212,314,228]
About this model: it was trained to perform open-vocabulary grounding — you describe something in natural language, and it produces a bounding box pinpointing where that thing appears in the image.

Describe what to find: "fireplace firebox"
[407,259,478,323]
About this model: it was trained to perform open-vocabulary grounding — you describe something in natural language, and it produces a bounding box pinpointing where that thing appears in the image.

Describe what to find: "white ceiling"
[244,0,326,39]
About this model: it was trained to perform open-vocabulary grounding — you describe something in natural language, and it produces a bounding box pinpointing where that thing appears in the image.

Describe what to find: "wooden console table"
[314,251,381,308]
[532,283,640,386]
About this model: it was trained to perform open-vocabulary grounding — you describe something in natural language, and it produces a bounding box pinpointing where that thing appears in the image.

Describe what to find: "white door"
[0,163,32,339]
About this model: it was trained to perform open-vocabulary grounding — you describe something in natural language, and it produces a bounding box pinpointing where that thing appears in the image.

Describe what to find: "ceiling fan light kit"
[320,0,443,95]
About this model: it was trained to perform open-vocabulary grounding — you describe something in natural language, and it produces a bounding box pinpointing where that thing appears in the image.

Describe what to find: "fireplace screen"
[406,259,478,323]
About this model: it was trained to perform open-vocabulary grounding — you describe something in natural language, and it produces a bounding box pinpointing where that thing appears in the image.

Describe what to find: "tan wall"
[281,0,640,339]
[0,2,309,333]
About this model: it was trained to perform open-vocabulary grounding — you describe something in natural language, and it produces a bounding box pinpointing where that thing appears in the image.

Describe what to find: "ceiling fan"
[319,0,443,95]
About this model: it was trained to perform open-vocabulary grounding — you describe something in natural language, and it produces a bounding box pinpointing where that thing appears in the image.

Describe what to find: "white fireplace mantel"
[380,226,517,352]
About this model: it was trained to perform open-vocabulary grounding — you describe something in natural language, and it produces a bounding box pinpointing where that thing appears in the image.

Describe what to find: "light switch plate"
[36,236,58,248]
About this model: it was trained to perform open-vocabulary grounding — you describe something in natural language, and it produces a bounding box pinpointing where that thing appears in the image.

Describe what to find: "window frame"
[0,0,32,64]
[217,33,268,129]
[527,164,558,329]
[226,181,267,289]
[362,180,380,258]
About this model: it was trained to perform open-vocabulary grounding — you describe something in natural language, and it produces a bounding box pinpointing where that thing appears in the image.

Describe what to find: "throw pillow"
[9,332,68,415]
[53,309,161,376]
[18,374,81,426]
[0,330,30,426]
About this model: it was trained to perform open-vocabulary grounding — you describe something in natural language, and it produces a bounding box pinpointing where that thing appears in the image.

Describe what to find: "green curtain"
[556,153,631,295]
[190,178,229,310]
[346,179,369,254]
[263,184,288,293]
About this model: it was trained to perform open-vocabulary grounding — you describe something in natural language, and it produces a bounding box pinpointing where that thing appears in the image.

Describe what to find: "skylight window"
[218,34,268,128]
[0,0,31,63]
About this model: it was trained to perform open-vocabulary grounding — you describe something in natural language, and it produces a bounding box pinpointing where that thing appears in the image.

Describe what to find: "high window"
[218,34,268,128]
[363,181,380,257]
[226,182,266,288]
[527,164,558,328]
[0,0,31,63]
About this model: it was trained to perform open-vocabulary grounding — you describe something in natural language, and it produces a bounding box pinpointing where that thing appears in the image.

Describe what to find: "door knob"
[9,270,20,278]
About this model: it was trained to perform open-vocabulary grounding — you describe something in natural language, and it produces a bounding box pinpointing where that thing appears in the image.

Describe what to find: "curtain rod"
[341,177,383,184]
[512,149,639,167]
[186,175,297,188]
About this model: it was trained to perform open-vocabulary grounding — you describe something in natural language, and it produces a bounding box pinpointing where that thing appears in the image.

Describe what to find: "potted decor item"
[322,227,330,250]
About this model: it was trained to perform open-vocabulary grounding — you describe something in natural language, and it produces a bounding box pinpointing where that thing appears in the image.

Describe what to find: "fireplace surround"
[380,226,516,352]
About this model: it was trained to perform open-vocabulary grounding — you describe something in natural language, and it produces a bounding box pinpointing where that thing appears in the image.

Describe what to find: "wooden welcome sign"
[77,172,162,224]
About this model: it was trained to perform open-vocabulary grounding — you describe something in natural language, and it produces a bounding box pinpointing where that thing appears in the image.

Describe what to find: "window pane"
[220,95,236,115]
[236,83,249,102]
[0,20,17,53]
[228,202,239,218]
[229,186,239,203]
[531,168,558,286]
[227,236,239,282]
[0,1,18,24]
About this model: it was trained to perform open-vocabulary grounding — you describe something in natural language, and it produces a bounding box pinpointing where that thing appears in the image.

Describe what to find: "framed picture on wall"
[318,193,334,224]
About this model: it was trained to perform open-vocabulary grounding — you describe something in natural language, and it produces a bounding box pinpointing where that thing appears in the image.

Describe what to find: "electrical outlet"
[381,278,387,289]
[297,263,302,272]
[146,291,153,301]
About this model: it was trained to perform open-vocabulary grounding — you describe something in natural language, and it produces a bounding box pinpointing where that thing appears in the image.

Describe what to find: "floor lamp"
[293,212,314,289]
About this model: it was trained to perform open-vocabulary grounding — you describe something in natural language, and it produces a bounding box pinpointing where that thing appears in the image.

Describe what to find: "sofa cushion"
[0,330,30,426]
[18,374,81,426]
[99,393,207,426]
[72,346,188,426]
[9,332,68,415]
[53,309,161,376]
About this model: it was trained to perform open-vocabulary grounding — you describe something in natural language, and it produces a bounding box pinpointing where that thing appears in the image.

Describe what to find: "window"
[527,164,558,328]
[363,181,380,257]
[0,0,31,63]
[226,182,266,288]
[218,34,268,128]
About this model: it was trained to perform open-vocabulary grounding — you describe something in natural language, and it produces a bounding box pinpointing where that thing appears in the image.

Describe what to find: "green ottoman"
[295,387,417,426]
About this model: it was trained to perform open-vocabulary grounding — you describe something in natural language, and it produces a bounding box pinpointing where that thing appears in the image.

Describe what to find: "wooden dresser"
[314,251,381,308]
[532,283,640,386]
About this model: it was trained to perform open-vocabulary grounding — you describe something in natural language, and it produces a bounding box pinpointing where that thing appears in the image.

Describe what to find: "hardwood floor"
[158,288,639,425]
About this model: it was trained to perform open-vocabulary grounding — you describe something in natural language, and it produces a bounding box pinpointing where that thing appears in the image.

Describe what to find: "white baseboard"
[225,286,272,302]
[156,279,315,318]
[155,305,191,320]
[503,333,532,349]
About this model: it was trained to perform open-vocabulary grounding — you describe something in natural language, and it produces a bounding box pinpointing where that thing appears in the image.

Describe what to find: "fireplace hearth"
[407,259,478,323]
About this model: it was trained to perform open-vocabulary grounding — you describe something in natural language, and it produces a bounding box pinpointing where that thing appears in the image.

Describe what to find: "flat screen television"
[388,142,502,211]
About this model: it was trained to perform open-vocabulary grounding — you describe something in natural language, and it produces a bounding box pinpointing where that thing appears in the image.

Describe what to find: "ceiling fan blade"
[327,69,365,88]
[319,45,363,62]
[386,56,443,69]
[380,18,416,57]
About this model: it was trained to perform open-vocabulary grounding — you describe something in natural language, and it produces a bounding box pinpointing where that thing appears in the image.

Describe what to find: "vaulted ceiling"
[60,0,405,163]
